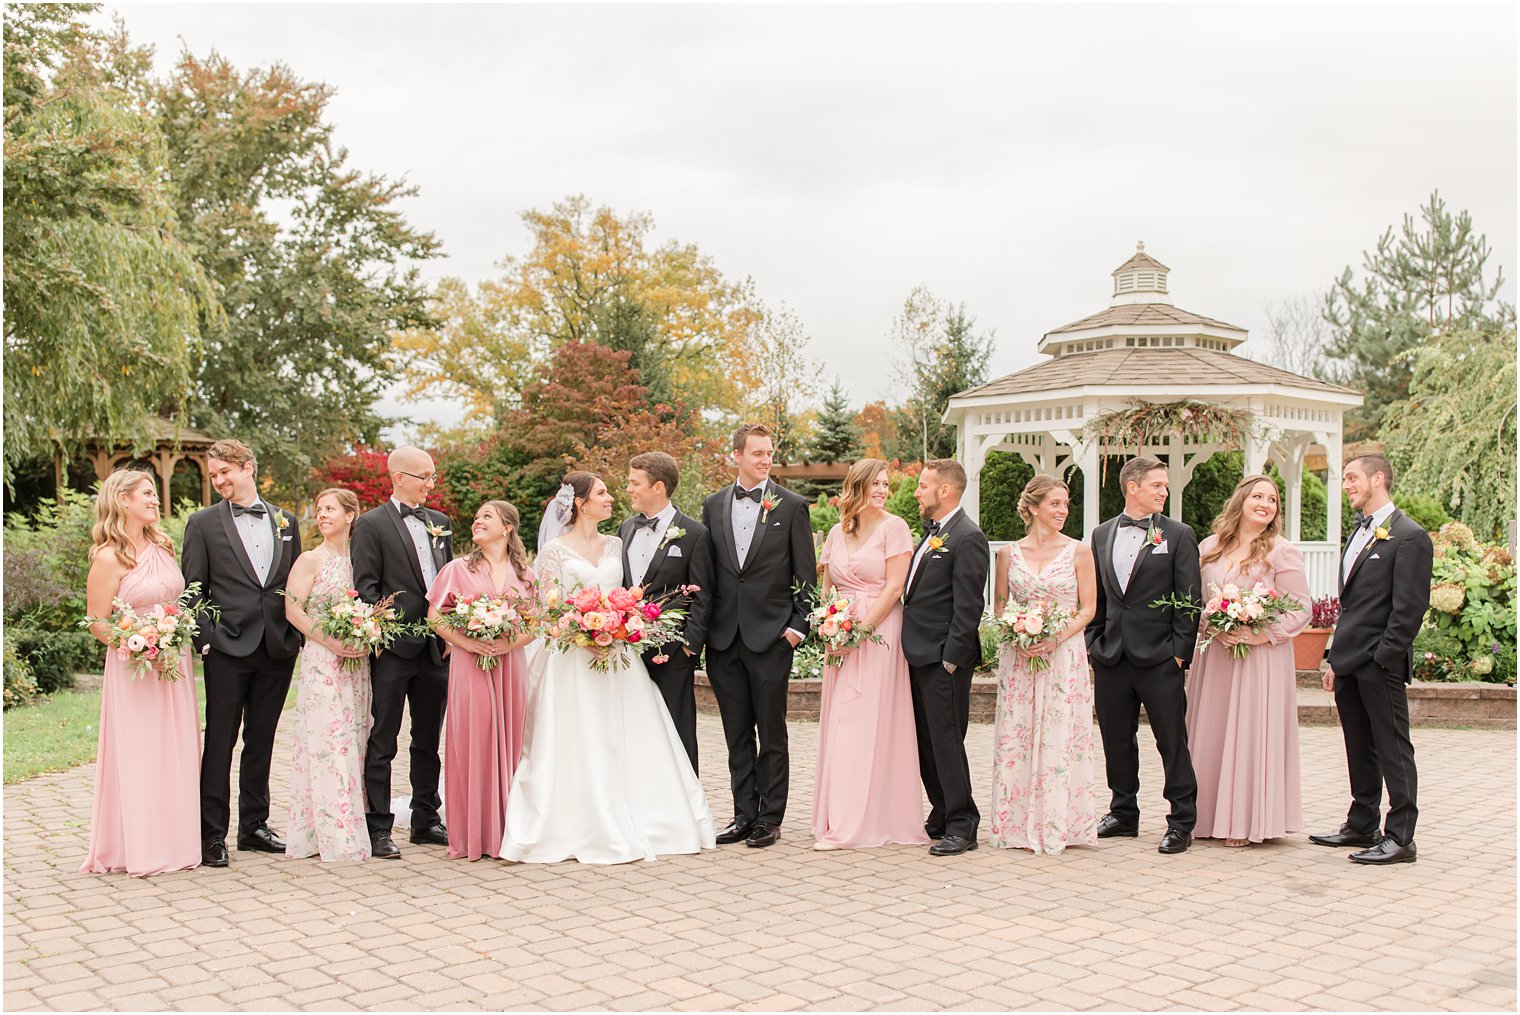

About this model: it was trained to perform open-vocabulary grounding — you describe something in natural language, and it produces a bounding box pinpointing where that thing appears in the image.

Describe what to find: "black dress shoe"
[716,820,753,845]
[1349,836,1417,865]
[1096,814,1139,838]
[745,822,779,848]
[409,822,448,846]
[370,832,400,859]
[236,825,286,853]
[1308,824,1379,849]
[929,834,978,856]
[1158,829,1192,854]
[202,839,229,868]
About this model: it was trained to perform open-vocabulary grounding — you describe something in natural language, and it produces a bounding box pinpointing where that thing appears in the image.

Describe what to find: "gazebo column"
[1277,434,1310,541]
[1076,441,1101,537]
[1324,431,1344,547]
[1165,435,1185,521]
[1244,434,1271,477]
[959,425,979,524]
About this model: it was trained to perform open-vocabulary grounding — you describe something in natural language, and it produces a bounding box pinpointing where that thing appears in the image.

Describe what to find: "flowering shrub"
[312,446,451,514]
[789,638,827,680]
[1415,536,1516,683]
[1308,596,1340,629]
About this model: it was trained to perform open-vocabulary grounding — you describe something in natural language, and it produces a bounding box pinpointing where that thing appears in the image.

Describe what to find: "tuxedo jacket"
[901,511,991,673]
[616,509,714,653]
[180,500,303,659]
[350,501,454,664]
[700,482,817,654]
[1328,509,1433,682]
[1085,514,1202,670]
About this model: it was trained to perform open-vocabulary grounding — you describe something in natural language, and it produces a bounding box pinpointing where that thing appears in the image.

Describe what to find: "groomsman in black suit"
[701,423,816,848]
[617,451,714,774]
[350,446,454,859]
[1309,453,1432,865]
[1085,456,1201,855]
[901,459,990,856]
[181,439,303,868]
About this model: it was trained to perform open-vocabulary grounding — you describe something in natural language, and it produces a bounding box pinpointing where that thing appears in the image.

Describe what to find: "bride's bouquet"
[988,598,1076,673]
[431,591,536,672]
[538,583,693,672]
[808,593,883,656]
[83,582,218,681]
[1154,581,1303,659]
[308,590,414,673]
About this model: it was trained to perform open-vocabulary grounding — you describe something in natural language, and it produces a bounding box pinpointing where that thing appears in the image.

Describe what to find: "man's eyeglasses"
[398,471,437,483]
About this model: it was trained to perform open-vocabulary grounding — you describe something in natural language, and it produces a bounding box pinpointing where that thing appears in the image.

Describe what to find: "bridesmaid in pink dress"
[1187,475,1310,847]
[283,488,373,862]
[811,459,929,850]
[426,500,536,861]
[80,470,201,877]
[989,475,1100,855]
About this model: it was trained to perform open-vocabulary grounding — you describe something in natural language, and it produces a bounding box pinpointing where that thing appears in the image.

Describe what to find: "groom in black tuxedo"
[350,446,454,859]
[1309,453,1432,865]
[181,439,303,868]
[901,459,989,856]
[1086,456,1201,855]
[701,423,816,848]
[617,451,714,774]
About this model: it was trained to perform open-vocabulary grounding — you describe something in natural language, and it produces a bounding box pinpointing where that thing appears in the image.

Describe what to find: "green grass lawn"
[4,665,299,784]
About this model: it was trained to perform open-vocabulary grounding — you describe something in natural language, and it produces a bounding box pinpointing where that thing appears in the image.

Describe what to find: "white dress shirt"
[392,496,439,591]
[732,481,765,563]
[232,499,275,585]
[628,503,677,587]
[1111,513,1152,594]
[907,505,961,592]
[1342,501,1396,582]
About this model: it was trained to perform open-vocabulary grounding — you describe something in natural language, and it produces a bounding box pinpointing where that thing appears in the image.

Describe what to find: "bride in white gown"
[500,471,717,864]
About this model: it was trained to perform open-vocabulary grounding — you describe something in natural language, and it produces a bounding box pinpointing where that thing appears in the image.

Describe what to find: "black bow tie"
[922,519,941,538]
[1352,512,1373,532]
[632,514,660,531]
[399,503,429,521]
[231,502,266,518]
[734,486,763,503]
[1118,514,1152,530]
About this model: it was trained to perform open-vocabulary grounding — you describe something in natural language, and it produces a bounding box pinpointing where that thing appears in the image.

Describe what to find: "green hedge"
[3,643,41,710]
[7,627,102,694]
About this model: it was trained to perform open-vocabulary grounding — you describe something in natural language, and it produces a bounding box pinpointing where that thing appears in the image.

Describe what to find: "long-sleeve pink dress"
[1185,536,1310,842]
[427,557,534,860]
[81,544,202,877]
[811,516,929,849]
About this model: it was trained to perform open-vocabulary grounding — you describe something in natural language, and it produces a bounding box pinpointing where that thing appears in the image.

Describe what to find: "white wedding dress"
[499,536,717,863]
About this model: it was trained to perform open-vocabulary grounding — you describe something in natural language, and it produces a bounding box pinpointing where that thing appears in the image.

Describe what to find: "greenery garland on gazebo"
[1079,399,1257,457]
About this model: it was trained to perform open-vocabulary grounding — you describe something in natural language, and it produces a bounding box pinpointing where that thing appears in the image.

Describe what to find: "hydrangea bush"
[1413,522,1516,684]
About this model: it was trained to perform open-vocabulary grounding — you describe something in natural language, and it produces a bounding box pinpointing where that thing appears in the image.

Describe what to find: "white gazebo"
[944,243,1363,595]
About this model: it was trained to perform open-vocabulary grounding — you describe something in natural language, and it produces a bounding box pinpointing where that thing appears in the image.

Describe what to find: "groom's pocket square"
[667,545,683,557]
[1369,552,1382,560]
[1152,540,1169,555]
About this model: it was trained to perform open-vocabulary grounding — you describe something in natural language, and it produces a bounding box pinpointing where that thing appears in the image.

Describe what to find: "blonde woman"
[283,488,372,862]
[1187,475,1309,847]
[80,470,201,876]
[810,459,927,850]
[989,475,1099,855]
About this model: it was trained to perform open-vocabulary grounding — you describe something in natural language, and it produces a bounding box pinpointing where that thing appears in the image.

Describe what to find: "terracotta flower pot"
[1293,627,1333,671]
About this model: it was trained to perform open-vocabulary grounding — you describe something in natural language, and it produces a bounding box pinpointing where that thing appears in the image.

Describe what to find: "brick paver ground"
[4,702,1515,1011]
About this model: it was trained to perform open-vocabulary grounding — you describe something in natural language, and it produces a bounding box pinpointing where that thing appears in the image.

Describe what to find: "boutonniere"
[426,522,450,540]
[1146,525,1164,547]
[928,535,947,553]
[272,513,290,532]
[759,487,780,524]
[1373,526,1390,542]
[660,526,687,548]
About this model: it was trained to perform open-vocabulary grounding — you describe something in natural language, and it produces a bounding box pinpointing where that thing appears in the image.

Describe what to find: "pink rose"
[594,632,614,647]
[626,630,642,644]
[642,603,662,620]
[607,588,637,611]
[582,611,607,631]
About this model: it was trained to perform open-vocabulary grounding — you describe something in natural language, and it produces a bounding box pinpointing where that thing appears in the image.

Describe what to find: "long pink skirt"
[445,646,528,860]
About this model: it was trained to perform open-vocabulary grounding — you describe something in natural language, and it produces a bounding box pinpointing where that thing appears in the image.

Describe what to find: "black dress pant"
[200,643,296,841]
[1092,656,1198,833]
[1334,662,1419,844]
[706,638,792,827]
[365,647,449,837]
[908,661,979,839]
[645,647,699,775]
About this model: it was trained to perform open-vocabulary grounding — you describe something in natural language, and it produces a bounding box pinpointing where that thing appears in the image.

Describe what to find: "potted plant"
[1293,596,1339,671]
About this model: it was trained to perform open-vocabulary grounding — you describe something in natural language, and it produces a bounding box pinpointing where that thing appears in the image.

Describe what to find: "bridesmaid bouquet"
[1155,581,1303,659]
[989,599,1076,673]
[312,590,414,673]
[538,583,693,672]
[807,594,883,656]
[431,591,536,672]
[83,582,218,681]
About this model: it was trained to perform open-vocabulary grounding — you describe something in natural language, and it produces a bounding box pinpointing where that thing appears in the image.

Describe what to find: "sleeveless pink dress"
[812,516,929,848]
[80,544,202,876]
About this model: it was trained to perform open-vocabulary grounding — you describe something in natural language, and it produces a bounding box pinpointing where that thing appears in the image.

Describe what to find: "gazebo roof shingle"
[1046,303,1245,336]
[956,348,1360,400]
[1111,250,1170,274]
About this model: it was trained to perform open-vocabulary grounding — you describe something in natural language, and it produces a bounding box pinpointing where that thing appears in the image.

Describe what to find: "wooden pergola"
[56,417,216,507]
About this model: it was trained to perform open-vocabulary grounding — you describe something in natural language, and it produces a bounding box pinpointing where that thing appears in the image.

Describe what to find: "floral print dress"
[989,540,1098,854]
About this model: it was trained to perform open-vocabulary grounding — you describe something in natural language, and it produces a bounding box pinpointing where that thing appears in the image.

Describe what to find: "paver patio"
[4,704,1515,1011]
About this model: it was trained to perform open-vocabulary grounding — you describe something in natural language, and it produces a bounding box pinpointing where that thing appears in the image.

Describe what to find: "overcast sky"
[102,3,1518,433]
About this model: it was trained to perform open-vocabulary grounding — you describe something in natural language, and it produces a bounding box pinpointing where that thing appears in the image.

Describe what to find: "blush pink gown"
[1186,536,1310,842]
[427,557,534,861]
[80,544,202,877]
[811,516,929,849]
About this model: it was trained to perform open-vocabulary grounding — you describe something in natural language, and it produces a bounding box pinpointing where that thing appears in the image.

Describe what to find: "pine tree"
[1325,191,1514,439]
[809,381,863,463]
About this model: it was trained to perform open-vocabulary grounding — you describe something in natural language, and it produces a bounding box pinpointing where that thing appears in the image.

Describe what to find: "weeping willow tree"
[3,4,216,487]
